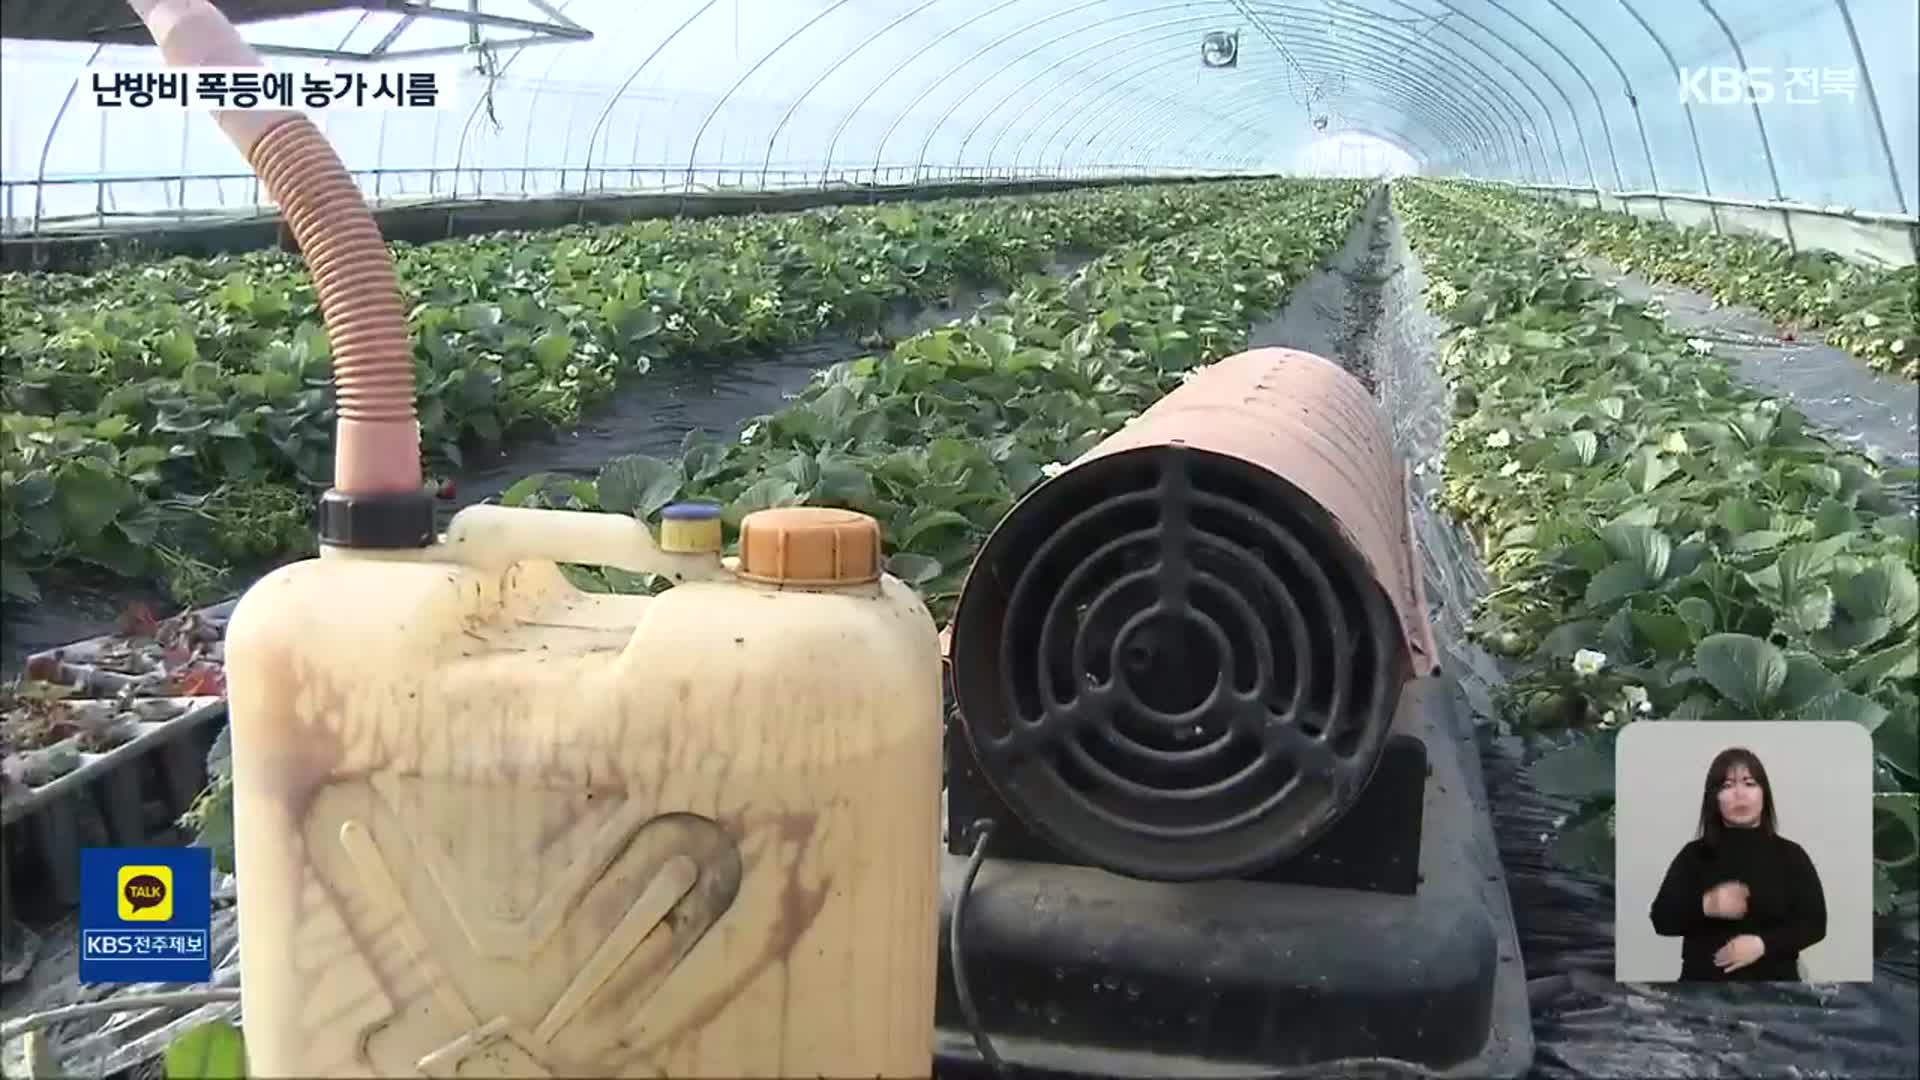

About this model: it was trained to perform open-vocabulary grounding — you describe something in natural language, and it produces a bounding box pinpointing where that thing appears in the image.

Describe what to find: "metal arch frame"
[1334,124,1434,172]
[1533,0,1660,192]
[1612,1,1720,203]
[1193,94,1457,170]
[1163,94,1443,171]
[577,0,723,192]
[819,0,1026,180]
[934,13,1518,180]
[1832,0,1910,214]
[1413,0,1598,189]
[946,5,1546,183]
[1038,29,1510,180]
[678,0,858,192]
[1610,0,1714,222]
[1133,89,1436,173]
[1063,38,1502,178]
[1025,39,1499,180]
[31,44,106,232]
[756,0,946,189]
[1002,2,1549,181]
[1694,0,1794,247]
[864,0,1140,179]
[1045,19,1532,181]
[1119,70,1479,174]
[1474,0,1626,189]
[988,0,1573,183]
[1108,70,1475,174]
[449,0,588,198]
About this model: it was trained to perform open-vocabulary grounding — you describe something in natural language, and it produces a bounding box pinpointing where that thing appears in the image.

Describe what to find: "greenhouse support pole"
[30,43,104,235]
[759,0,937,190]
[1615,0,1718,231]
[876,0,1122,185]
[1539,0,1662,206]
[683,1,851,196]
[1479,0,1626,191]
[1426,0,1594,190]
[580,0,719,198]
[1697,0,1796,250]
[821,0,1024,188]
[1832,0,1911,215]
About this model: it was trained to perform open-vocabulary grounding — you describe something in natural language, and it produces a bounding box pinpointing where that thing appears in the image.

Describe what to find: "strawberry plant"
[0,181,1261,607]
[1397,178,1920,917]
[1440,182,1918,380]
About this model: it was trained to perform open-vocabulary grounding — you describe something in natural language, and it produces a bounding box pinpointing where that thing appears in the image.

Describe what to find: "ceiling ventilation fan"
[1200,29,1239,68]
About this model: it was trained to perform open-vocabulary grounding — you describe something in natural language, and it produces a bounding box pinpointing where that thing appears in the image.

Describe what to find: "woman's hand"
[1715,934,1766,973]
[1702,880,1749,919]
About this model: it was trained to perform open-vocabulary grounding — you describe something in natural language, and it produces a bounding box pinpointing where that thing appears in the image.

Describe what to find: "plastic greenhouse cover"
[2,0,1915,230]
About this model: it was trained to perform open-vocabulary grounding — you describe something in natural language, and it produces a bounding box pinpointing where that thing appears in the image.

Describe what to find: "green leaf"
[500,472,552,507]
[1564,430,1598,466]
[164,1019,247,1079]
[1599,522,1672,583]
[55,459,133,539]
[1843,642,1920,690]
[1624,448,1676,493]
[531,331,574,372]
[886,552,942,585]
[1628,611,1693,657]
[1798,689,1890,731]
[1676,596,1717,637]
[1841,557,1920,628]
[1774,652,1844,712]
[1872,794,1919,870]
[1,561,41,603]
[595,455,681,518]
[897,509,973,550]
[1548,807,1615,876]
[1584,561,1649,609]
[1876,713,1919,783]
[1530,739,1616,798]
[1694,633,1789,712]
[1787,584,1836,633]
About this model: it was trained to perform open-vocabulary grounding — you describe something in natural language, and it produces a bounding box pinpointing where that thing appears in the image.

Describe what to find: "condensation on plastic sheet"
[1269,189,1920,1080]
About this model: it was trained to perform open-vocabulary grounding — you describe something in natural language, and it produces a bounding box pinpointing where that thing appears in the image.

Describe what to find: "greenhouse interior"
[0,1,1916,1077]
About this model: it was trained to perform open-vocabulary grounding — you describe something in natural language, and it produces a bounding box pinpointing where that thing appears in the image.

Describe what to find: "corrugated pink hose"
[126,0,422,503]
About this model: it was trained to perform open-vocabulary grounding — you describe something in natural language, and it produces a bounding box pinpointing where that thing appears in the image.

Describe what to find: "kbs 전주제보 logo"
[79,846,213,984]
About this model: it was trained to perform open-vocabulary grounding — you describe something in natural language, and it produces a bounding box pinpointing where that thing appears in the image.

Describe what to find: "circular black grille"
[950,444,1410,882]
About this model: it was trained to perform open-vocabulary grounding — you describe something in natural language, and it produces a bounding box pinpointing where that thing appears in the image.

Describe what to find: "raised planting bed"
[1,178,1245,612]
[1436,181,1919,381]
[2,601,234,914]
[1392,178,1920,922]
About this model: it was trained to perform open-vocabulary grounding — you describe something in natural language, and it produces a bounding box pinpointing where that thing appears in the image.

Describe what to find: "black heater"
[932,349,1532,1078]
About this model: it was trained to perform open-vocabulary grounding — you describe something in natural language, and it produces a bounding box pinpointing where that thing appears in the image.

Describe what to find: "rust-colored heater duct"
[948,347,1439,882]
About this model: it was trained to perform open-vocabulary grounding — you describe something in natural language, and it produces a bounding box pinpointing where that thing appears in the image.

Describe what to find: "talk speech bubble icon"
[118,865,173,921]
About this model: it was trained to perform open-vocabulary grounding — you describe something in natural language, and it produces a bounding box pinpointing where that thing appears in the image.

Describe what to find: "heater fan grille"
[951,445,1408,881]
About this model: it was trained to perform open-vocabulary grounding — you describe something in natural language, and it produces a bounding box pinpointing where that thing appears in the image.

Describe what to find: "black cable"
[952,818,1009,1078]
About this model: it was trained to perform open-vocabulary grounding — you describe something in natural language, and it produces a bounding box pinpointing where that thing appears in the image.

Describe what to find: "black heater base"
[933,677,1534,1078]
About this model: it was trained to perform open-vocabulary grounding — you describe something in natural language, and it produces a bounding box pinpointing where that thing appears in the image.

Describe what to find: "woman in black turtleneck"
[1648,745,1828,981]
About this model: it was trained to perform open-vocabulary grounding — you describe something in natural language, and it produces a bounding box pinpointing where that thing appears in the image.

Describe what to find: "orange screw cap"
[735,507,884,586]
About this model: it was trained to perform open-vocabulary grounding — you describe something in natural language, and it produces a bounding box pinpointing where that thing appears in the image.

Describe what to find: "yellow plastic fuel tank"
[221,502,945,1077]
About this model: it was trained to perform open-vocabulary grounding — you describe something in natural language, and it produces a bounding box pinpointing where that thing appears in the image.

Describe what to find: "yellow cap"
[735,507,883,586]
[659,502,724,554]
